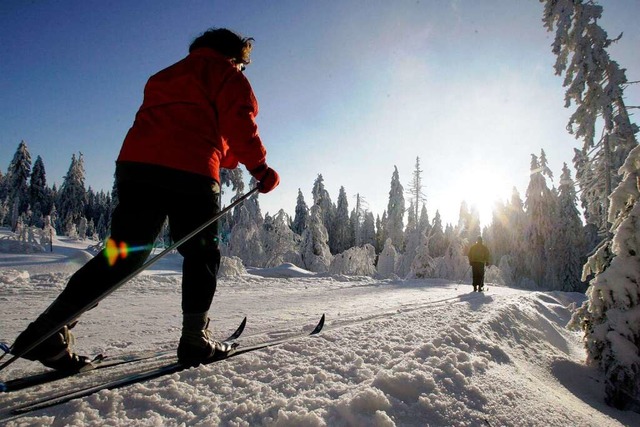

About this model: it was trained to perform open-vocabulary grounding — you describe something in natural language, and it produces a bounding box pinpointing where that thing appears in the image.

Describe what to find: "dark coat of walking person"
[468,236,491,292]
[11,28,280,370]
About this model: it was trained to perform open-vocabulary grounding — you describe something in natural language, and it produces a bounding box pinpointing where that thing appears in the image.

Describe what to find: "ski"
[0,314,324,420]
[0,317,247,393]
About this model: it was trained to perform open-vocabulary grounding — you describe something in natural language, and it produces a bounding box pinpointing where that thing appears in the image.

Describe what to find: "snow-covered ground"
[1,233,639,426]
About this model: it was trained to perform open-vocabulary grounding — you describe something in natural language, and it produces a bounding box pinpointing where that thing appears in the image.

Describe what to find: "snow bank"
[246,263,316,278]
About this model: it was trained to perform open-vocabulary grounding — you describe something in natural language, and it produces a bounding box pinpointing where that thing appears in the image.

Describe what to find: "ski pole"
[0,187,259,373]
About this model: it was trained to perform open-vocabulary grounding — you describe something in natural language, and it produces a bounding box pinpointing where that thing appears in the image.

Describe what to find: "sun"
[452,166,512,228]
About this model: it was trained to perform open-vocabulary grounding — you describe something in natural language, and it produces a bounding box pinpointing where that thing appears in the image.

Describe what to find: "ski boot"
[12,317,90,371]
[177,313,232,366]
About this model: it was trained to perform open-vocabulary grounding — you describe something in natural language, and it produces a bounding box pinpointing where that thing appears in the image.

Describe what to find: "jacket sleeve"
[215,72,267,171]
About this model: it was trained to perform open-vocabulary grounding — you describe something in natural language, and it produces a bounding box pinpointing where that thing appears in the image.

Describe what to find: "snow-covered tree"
[329,244,376,276]
[300,205,332,273]
[543,0,640,410]
[262,209,302,268]
[292,189,309,235]
[550,164,585,291]
[408,230,433,279]
[332,186,352,254]
[432,237,468,281]
[542,0,637,235]
[418,204,430,241]
[6,141,32,230]
[350,193,367,247]
[377,238,399,279]
[57,153,87,233]
[361,211,377,248]
[29,155,50,227]
[429,210,446,258]
[407,157,427,222]
[386,166,405,250]
[77,217,88,240]
[398,201,418,277]
[524,153,556,288]
[311,174,335,243]
[228,204,264,267]
[375,213,386,253]
[575,145,640,411]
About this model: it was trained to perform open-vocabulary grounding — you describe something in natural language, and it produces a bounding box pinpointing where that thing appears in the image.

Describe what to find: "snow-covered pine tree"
[576,145,640,411]
[418,204,430,241]
[386,166,405,250]
[407,156,427,222]
[375,213,386,253]
[29,155,49,227]
[349,208,359,248]
[300,205,332,273]
[543,0,640,410]
[331,186,351,254]
[311,174,335,249]
[350,193,367,247]
[409,229,433,279]
[292,188,309,235]
[228,204,264,267]
[541,0,637,235]
[399,200,419,278]
[57,153,87,234]
[550,163,585,291]
[427,210,444,258]
[6,141,32,231]
[241,176,262,227]
[524,153,556,288]
[77,217,88,240]
[361,211,377,248]
[221,167,245,234]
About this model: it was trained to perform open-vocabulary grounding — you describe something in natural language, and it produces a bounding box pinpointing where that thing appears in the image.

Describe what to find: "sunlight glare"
[451,165,511,228]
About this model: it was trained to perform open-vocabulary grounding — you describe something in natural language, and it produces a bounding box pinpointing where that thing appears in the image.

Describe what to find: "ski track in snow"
[1,237,639,426]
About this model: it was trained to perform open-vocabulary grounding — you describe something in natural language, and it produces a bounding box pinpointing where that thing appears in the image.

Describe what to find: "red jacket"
[117,48,267,183]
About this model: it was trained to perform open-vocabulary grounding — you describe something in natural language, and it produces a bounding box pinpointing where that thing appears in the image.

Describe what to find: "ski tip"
[310,314,325,335]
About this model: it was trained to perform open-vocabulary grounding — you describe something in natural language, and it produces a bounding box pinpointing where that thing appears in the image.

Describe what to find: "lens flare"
[104,238,150,266]
[104,238,127,266]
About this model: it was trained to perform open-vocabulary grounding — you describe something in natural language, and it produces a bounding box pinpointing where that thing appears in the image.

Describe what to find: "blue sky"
[1,0,639,227]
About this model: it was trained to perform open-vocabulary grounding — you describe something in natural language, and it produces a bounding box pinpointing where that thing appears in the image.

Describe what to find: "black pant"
[48,164,221,323]
[471,262,485,288]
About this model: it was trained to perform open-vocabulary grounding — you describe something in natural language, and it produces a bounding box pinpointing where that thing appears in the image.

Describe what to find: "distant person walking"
[467,236,490,292]
[10,28,279,370]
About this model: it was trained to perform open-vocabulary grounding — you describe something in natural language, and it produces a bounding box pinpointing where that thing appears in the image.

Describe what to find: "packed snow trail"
[1,244,639,425]
[0,315,324,421]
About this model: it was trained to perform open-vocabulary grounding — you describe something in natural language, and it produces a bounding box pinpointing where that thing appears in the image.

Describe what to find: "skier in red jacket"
[12,28,279,369]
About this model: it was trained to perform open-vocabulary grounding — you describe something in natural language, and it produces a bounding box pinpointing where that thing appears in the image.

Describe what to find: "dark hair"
[189,28,254,65]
